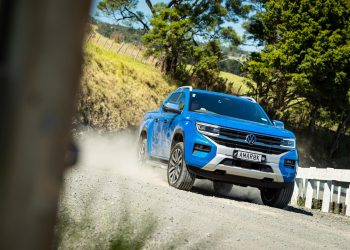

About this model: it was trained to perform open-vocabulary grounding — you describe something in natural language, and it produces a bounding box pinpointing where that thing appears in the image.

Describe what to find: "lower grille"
[209,136,289,155]
[220,158,273,173]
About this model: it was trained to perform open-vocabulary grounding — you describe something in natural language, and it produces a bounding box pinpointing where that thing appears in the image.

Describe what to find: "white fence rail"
[291,167,350,216]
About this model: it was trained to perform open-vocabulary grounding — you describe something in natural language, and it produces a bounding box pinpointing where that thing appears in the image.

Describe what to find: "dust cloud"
[74,129,262,203]
[74,129,167,185]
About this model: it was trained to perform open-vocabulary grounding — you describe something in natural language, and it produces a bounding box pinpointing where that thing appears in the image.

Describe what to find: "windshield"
[189,92,272,125]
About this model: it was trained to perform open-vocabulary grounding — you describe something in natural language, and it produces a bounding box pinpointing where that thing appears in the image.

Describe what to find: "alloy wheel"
[168,148,183,184]
[137,138,146,163]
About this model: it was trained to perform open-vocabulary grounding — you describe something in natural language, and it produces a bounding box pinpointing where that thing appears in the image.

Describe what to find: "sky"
[91,0,259,52]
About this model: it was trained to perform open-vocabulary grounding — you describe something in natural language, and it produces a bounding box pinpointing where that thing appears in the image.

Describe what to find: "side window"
[167,92,181,103]
[178,93,186,111]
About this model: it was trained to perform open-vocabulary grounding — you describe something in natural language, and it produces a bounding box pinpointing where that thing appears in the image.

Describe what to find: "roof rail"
[240,96,257,103]
[177,86,193,91]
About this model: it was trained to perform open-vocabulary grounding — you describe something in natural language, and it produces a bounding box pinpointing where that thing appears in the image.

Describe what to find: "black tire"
[213,181,233,196]
[167,142,195,191]
[137,136,148,166]
[260,182,294,208]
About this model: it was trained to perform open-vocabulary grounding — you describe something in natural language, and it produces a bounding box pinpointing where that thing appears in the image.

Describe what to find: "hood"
[188,112,295,138]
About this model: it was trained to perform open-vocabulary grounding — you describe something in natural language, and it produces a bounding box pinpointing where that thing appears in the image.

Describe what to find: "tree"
[98,0,250,89]
[245,0,350,123]
[190,40,229,92]
[98,0,150,31]
[329,90,350,158]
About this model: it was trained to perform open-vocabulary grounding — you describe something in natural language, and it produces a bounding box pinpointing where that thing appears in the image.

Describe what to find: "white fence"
[291,167,350,216]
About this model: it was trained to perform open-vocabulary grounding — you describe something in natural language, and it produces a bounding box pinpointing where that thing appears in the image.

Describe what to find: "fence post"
[337,186,342,204]
[96,34,101,44]
[291,180,299,205]
[135,47,142,60]
[346,184,350,216]
[86,33,93,42]
[305,179,313,209]
[109,41,114,50]
[103,37,109,48]
[297,178,304,199]
[322,181,332,213]
[330,183,334,202]
[117,42,125,53]
[316,180,320,199]
[123,44,129,55]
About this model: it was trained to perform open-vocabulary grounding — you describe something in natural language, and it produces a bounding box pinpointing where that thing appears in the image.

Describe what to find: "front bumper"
[188,166,289,189]
[185,133,297,185]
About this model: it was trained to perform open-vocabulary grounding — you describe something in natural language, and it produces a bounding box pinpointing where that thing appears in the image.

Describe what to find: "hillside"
[77,38,249,130]
[78,42,175,130]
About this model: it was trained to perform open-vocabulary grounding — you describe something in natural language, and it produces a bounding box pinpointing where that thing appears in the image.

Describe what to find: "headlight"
[196,122,220,136]
[280,138,296,149]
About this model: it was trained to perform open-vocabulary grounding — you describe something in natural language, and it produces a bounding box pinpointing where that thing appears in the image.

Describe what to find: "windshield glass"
[189,92,272,125]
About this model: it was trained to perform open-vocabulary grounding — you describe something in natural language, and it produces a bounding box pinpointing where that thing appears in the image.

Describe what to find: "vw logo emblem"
[245,134,256,145]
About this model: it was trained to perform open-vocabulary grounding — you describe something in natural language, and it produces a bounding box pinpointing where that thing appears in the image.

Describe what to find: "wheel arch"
[171,128,185,150]
[140,128,147,139]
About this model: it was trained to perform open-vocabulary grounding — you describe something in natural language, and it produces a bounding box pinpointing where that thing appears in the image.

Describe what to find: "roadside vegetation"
[54,201,159,249]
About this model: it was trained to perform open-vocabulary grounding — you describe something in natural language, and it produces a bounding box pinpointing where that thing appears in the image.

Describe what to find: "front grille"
[219,127,283,146]
[209,136,289,155]
[220,158,273,173]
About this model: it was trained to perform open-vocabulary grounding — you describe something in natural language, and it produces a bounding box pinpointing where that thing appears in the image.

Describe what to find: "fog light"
[193,143,211,153]
[284,159,296,168]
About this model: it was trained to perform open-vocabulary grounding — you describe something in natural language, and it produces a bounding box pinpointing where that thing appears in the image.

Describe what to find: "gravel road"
[58,132,350,249]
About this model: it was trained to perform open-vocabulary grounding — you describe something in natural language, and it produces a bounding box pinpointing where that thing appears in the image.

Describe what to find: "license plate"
[233,150,262,162]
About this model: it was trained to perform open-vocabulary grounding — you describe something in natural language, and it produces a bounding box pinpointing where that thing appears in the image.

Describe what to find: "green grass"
[186,64,251,95]
[220,71,250,95]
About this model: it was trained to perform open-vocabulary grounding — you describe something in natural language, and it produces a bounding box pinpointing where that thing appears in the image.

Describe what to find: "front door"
[160,93,186,159]
[152,92,181,158]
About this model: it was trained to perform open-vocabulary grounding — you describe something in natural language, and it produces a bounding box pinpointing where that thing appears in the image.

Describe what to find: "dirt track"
[58,132,350,249]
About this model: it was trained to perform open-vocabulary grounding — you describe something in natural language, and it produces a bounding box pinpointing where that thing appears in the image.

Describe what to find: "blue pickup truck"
[138,86,298,208]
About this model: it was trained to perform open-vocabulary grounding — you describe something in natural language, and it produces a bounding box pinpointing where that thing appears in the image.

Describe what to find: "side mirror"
[162,102,181,114]
[273,120,284,129]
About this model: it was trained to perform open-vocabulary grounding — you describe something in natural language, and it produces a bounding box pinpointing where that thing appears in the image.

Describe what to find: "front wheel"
[167,142,195,191]
[260,182,294,208]
[213,181,233,196]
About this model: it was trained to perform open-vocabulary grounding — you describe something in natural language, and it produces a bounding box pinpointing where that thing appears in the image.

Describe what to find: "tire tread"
[168,142,195,191]
[261,182,294,209]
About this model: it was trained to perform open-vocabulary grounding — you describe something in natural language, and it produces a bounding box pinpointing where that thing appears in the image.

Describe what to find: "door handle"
[164,119,168,124]
[155,118,158,123]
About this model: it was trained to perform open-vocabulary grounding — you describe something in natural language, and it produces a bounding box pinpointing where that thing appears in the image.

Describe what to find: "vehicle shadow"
[191,182,313,217]
[284,206,313,216]
[191,178,264,203]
